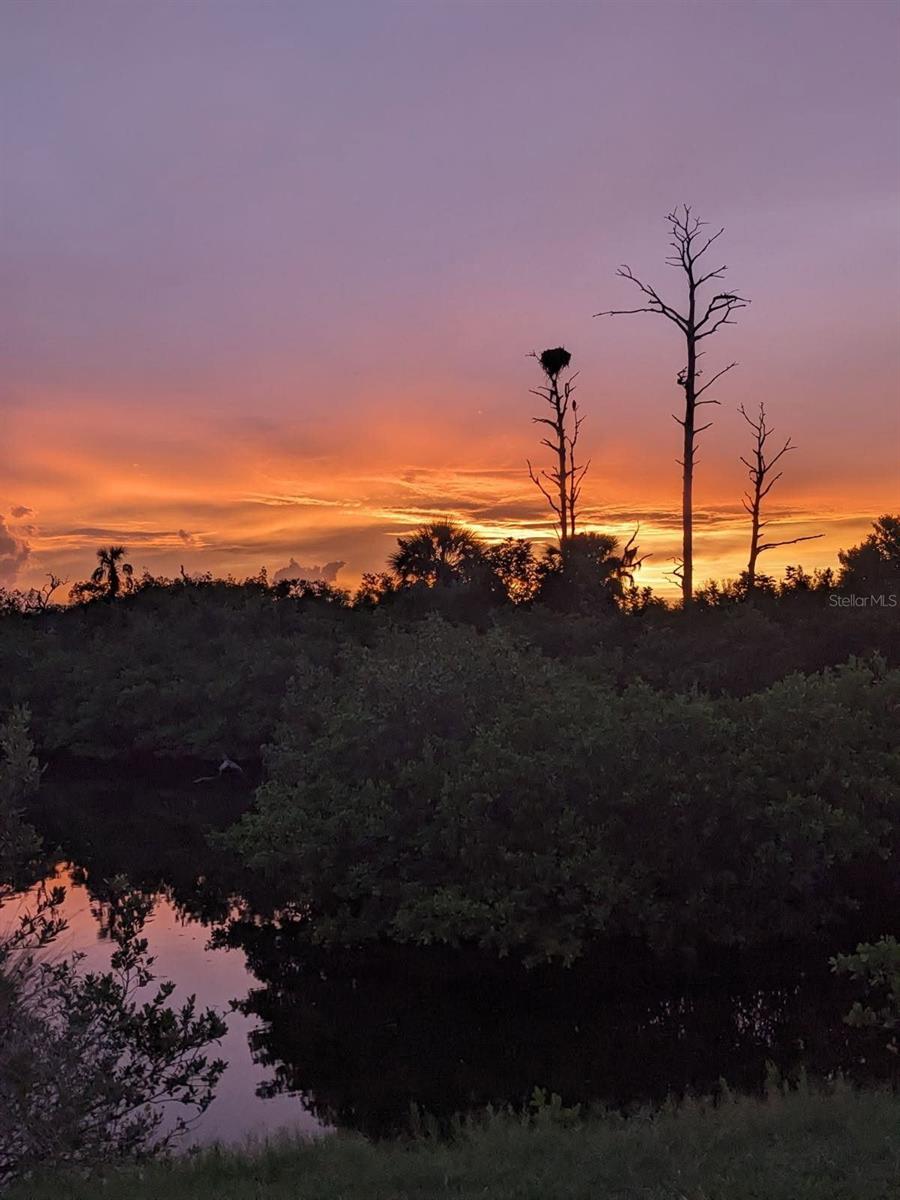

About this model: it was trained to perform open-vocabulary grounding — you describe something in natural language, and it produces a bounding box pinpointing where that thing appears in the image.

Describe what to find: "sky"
[2,0,898,597]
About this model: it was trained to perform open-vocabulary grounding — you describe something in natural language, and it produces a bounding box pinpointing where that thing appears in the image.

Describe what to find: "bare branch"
[594,266,688,330]
[695,265,728,287]
[696,293,750,339]
[693,227,725,260]
[757,533,824,554]
[695,361,737,398]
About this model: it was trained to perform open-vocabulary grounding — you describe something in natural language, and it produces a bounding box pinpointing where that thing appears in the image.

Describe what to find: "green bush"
[833,936,900,1055]
[0,580,359,761]
[227,618,900,961]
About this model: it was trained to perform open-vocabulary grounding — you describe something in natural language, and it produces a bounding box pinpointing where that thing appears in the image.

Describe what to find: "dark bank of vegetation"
[2,518,898,1190]
[228,625,899,963]
[0,515,897,969]
[1,526,898,1190]
[10,1084,900,1200]
[1,209,898,1191]
[1,515,897,766]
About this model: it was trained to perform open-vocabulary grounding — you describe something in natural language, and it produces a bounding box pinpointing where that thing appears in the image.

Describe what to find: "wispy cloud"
[244,493,361,510]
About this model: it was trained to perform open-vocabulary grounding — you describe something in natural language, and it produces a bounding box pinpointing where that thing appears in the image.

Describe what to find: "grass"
[11,1084,900,1200]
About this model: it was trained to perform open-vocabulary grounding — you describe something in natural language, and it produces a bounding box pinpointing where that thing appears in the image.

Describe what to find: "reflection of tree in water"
[29,772,260,926]
[219,913,872,1139]
[24,774,891,1140]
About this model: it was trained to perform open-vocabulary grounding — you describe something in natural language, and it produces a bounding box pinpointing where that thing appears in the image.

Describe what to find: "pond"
[4,769,877,1147]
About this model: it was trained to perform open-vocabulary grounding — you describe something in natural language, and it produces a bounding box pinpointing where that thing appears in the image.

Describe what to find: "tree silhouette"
[70,545,134,603]
[0,573,67,616]
[538,530,646,611]
[484,538,540,604]
[597,207,748,606]
[838,515,900,595]
[739,403,821,590]
[389,521,487,588]
[93,545,134,598]
[526,347,589,550]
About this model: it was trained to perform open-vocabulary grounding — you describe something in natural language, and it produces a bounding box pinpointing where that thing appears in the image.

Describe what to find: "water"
[3,770,877,1146]
[1,865,324,1145]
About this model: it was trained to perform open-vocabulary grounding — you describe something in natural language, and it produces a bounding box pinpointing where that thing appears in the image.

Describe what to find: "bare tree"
[619,527,650,584]
[739,402,822,589]
[0,574,66,616]
[597,207,748,605]
[526,347,589,550]
[32,574,65,611]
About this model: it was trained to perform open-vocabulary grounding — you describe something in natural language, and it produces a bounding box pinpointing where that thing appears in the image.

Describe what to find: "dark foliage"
[226,618,900,962]
[0,518,897,766]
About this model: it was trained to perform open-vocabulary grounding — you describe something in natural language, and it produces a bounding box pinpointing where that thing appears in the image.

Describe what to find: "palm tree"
[538,531,647,610]
[89,545,134,599]
[389,521,487,588]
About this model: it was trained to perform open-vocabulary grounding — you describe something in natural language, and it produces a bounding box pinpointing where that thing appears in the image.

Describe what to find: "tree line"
[0,514,895,770]
[3,511,895,620]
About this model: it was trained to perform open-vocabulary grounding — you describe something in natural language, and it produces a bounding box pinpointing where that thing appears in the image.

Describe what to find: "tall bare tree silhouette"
[597,208,748,605]
[739,403,821,589]
[526,347,589,551]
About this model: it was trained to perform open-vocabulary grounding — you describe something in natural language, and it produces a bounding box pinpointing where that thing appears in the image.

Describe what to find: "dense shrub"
[0,579,360,761]
[2,561,897,764]
[226,618,900,962]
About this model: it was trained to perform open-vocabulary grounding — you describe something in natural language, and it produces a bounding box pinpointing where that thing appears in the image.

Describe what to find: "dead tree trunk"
[527,347,589,553]
[740,402,822,589]
[597,207,748,606]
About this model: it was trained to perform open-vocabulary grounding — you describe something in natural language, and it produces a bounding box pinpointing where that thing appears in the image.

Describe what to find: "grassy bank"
[12,1085,900,1200]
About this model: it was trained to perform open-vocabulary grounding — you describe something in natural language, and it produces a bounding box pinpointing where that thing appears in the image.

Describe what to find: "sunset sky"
[2,0,898,597]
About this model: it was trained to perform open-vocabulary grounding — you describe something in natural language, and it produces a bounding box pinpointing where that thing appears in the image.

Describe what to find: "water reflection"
[1,865,324,1145]
[218,914,866,1137]
[11,772,879,1145]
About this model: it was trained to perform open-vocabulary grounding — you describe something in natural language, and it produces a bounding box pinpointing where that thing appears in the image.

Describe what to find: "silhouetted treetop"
[69,545,135,604]
[596,206,748,607]
[389,521,487,588]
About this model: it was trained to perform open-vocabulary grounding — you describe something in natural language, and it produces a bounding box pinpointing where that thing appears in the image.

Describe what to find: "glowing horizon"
[4,389,891,599]
[2,1,897,598]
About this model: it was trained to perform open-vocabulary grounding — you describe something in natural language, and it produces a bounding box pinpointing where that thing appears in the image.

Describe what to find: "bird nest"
[539,347,571,377]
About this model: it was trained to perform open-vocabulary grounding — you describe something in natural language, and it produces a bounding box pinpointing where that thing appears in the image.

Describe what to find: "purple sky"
[2,0,898,593]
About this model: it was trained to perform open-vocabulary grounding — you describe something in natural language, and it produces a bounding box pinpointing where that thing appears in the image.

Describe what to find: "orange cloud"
[4,387,892,600]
